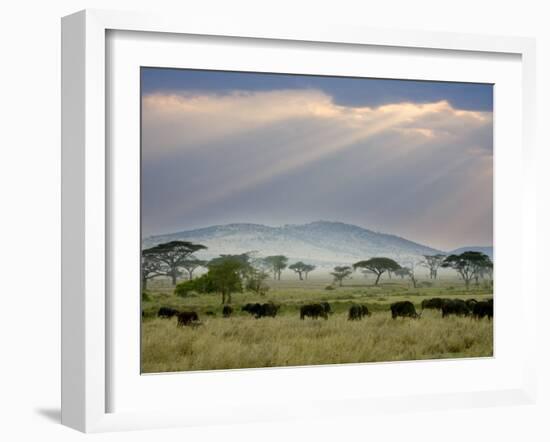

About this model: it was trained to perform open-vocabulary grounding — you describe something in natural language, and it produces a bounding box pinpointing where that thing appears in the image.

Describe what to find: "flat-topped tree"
[141,255,167,290]
[394,267,412,279]
[303,264,316,280]
[179,258,207,281]
[289,261,310,280]
[353,257,401,286]
[442,251,492,289]
[143,240,207,285]
[420,254,446,279]
[263,255,288,280]
[331,266,353,287]
[475,259,493,283]
[209,253,253,279]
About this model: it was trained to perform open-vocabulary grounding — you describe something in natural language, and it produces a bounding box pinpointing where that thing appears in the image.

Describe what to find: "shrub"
[325,285,335,290]
[174,280,195,297]
[141,291,152,302]
[192,273,216,293]
[174,273,216,297]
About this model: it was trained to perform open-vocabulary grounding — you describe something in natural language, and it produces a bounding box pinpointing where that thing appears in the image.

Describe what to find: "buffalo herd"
[153,297,493,327]
[422,297,493,319]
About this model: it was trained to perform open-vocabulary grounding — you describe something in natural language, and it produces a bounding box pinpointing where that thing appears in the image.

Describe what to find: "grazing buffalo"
[441,299,471,317]
[241,302,279,318]
[300,303,328,320]
[177,311,199,327]
[472,301,493,319]
[348,304,371,320]
[361,305,371,317]
[222,305,233,318]
[205,311,216,316]
[242,303,261,316]
[158,307,178,319]
[257,303,279,318]
[421,298,445,310]
[465,298,478,310]
[348,304,362,320]
[320,302,332,315]
[390,301,421,319]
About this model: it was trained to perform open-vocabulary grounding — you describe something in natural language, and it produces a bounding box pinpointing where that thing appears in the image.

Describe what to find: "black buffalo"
[300,303,328,320]
[441,299,471,317]
[158,307,178,319]
[222,305,233,318]
[242,303,261,316]
[390,301,421,319]
[205,311,216,316]
[421,298,445,310]
[241,302,279,318]
[177,311,199,327]
[465,298,478,310]
[472,300,493,319]
[320,302,332,315]
[348,304,371,320]
[256,303,280,318]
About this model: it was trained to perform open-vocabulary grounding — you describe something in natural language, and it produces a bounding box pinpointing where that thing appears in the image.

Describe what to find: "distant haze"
[142,221,444,267]
[141,69,493,251]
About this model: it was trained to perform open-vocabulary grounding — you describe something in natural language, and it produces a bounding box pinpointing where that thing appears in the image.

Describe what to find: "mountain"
[448,246,493,260]
[142,221,443,267]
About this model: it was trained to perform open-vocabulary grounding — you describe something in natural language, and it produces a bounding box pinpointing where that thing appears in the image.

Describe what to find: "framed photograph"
[61,9,537,432]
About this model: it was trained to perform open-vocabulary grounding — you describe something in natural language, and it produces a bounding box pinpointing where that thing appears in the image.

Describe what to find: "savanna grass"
[141,309,492,373]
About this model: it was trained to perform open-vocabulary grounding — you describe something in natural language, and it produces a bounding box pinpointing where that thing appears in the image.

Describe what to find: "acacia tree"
[289,261,310,280]
[207,258,243,304]
[263,255,288,280]
[420,254,446,279]
[143,241,207,285]
[331,265,353,287]
[179,257,207,280]
[246,268,270,296]
[473,257,494,285]
[353,257,401,286]
[210,253,253,279]
[405,266,419,288]
[303,264,316,280]
[441,251,492,289]
[393,267,412,280]
[141,255,166,290]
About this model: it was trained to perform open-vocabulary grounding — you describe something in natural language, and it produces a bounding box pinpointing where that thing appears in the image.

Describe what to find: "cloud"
[141,89,492,249]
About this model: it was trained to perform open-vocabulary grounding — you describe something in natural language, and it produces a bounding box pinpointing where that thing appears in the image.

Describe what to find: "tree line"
[142,240,493,304]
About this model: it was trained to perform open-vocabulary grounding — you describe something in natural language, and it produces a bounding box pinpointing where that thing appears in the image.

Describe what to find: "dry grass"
[141,310,493,373]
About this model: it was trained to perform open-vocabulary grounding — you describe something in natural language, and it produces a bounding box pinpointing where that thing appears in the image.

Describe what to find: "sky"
[141,68,493,251]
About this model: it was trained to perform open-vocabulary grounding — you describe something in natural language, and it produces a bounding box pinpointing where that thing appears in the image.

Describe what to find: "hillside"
[142,221,444,267]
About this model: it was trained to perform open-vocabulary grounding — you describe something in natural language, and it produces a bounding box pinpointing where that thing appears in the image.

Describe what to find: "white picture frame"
[61,9,537,433]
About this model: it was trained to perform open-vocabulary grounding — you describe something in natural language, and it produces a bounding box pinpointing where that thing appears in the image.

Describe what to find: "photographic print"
[140,68,493,373]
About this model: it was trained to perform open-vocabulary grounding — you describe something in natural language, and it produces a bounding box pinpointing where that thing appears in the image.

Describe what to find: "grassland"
[141,276,493,373]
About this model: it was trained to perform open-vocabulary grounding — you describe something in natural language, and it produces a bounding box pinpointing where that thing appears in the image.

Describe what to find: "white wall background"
[0,1,548,440]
